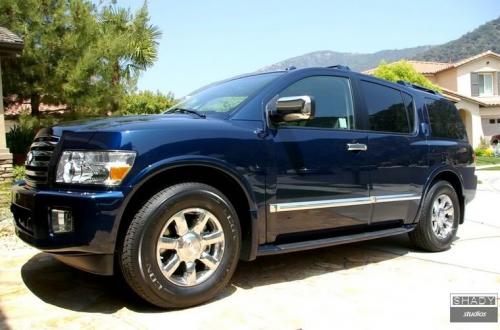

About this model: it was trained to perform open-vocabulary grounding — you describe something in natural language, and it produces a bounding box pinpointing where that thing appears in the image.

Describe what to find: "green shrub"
[6,122,36,155]
[484,149,494,157]
[372,60,441,92]
[13,166,26,181]
[120,91,175,115]
[475,147,494,157]
[475,148,485,157]
[6,115,54,157]
[479,136,490,149]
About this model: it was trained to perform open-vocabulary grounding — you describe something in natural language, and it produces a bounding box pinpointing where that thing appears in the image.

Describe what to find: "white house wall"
[455,55,500,97]
[456,100,483,147]
[480,106,500,137]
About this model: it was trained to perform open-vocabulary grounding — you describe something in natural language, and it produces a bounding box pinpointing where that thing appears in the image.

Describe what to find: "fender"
[127,155,258,208]
[412,164,465,224]
[111,155,261,260]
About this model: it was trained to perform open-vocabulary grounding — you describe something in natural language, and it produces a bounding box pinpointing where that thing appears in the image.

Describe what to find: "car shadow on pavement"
[21,234,414,313]
[232,233,416,289]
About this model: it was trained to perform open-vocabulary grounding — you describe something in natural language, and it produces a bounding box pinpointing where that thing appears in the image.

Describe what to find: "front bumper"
[11,182,125,275]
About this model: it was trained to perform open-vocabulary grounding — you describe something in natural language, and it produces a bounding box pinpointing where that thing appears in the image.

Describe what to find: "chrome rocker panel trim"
[269,194,421,213]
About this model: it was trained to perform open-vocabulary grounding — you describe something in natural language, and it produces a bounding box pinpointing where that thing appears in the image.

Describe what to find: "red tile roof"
[364,50,500,75]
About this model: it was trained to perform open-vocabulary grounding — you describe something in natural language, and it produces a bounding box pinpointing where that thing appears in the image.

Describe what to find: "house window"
[479,73,493,96]
[497,119,500,123]
[490,119,496,124]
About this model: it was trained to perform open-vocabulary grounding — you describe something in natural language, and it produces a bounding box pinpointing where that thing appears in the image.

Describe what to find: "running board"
[257,225,415,256]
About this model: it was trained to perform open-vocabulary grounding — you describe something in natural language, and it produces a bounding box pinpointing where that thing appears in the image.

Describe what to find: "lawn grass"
[476,156,500,166]
[481,166,500,171]
[0,182,13,237]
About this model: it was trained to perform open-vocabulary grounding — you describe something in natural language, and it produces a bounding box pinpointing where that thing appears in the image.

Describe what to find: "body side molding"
[269,193,421,213]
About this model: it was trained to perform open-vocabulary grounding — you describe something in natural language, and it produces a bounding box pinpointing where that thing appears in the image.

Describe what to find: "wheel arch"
[114,159,260,262]
[420,168,465,225]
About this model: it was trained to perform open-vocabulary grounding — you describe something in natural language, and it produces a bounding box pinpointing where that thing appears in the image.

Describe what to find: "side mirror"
[271,95,314,122]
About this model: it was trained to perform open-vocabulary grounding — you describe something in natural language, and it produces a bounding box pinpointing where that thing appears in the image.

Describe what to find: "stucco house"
[366,50,500,148]
[0,27,24,181]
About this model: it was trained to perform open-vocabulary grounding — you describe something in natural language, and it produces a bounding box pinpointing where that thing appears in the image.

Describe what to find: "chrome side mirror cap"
[271,95,314,122]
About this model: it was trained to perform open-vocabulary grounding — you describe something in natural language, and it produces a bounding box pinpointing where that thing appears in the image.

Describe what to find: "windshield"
[166,72,283,117]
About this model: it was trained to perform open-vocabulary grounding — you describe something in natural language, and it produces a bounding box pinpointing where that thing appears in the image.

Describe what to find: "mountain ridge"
[257,16,500,72]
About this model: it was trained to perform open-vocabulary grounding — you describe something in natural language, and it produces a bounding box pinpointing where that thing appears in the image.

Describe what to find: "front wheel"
[409,180,460,252]
[119,182,241,308]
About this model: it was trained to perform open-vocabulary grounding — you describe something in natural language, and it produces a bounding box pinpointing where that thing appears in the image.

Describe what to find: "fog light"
[51,209,73,233]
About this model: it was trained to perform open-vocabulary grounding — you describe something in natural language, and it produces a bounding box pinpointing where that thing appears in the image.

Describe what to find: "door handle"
[347,143,367,152]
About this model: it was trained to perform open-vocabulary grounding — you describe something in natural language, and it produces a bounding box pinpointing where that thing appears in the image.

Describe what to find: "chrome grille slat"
[25,135,60,187]
[25,177,47,186]
[26,161,49,167]
[25,169,48,177]
[31,141,58,148]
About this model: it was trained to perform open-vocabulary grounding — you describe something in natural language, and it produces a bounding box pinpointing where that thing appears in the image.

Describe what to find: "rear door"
[358,79,427,224]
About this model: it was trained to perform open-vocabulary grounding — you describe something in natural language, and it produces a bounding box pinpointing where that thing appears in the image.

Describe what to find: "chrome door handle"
[347,143,367,152]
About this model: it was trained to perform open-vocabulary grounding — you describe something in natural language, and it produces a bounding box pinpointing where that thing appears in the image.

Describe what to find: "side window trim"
[401,91,417,135]
[424,97,434,137]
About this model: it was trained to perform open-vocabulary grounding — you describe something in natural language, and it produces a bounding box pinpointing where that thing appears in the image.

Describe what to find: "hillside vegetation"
[258,46,432,72]
[414,16,500,62]
[259,16,500,72]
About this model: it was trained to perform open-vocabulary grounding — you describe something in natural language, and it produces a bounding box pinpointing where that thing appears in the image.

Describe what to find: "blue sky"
[117,0,500,97]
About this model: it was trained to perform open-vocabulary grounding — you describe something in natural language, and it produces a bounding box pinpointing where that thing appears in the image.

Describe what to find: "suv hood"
[48,114,210,136]
[39,112,259,155]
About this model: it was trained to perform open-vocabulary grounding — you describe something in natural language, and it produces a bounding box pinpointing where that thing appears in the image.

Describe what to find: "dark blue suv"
[11,66,477,308]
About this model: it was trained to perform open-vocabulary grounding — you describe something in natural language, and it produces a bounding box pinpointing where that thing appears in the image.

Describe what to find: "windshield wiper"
[166,107,206,118]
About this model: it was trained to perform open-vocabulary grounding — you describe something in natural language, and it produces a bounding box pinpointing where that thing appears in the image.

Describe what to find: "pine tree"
[0,0,160,116]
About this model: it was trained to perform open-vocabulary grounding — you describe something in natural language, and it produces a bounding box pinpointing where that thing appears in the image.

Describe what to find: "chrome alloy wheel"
[431,194,455,239]
[156,208,225,286]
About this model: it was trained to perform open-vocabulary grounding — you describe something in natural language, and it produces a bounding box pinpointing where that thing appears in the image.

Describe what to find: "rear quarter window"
[425,98,467,141]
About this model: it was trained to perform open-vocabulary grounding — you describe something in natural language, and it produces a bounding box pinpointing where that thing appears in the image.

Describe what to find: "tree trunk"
[110,61,120,114]
[31,93,40,117]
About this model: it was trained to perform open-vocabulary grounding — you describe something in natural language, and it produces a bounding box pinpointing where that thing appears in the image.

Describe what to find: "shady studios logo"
[450,293,498,323]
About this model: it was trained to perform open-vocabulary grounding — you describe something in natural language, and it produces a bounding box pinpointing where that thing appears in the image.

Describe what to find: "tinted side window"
[425,98,467,140]
[278,76,355,129]
[360,81,410,134]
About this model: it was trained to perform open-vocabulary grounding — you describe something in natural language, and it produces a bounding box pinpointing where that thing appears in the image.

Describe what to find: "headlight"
[56,151,136,186]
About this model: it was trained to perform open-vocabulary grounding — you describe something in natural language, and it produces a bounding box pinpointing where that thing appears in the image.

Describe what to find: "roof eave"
[0,41,24,57]
[452,51,500,69]
[440,87,489,106]
[442,94,461,103]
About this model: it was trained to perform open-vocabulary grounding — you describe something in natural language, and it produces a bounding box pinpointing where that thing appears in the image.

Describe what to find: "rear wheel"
[409,181,460,252]
[119,182,241,308]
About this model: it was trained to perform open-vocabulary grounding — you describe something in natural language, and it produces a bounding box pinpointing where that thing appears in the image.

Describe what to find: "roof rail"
[327,65,351,71]
[396,80,438,94]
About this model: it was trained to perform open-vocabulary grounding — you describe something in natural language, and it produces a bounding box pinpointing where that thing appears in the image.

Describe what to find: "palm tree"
[98,3,161,112]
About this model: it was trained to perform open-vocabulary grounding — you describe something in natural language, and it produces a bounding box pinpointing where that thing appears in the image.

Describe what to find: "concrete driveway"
[1,171,499,329]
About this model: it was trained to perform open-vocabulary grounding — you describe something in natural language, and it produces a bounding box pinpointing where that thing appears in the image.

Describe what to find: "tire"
[409,180,460,252]
[119,182,241,308]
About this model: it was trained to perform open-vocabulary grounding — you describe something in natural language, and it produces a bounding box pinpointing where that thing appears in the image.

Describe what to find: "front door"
[267,74,371,241]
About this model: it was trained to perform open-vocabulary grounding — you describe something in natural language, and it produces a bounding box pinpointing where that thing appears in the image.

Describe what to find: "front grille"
[25,135,60,187]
